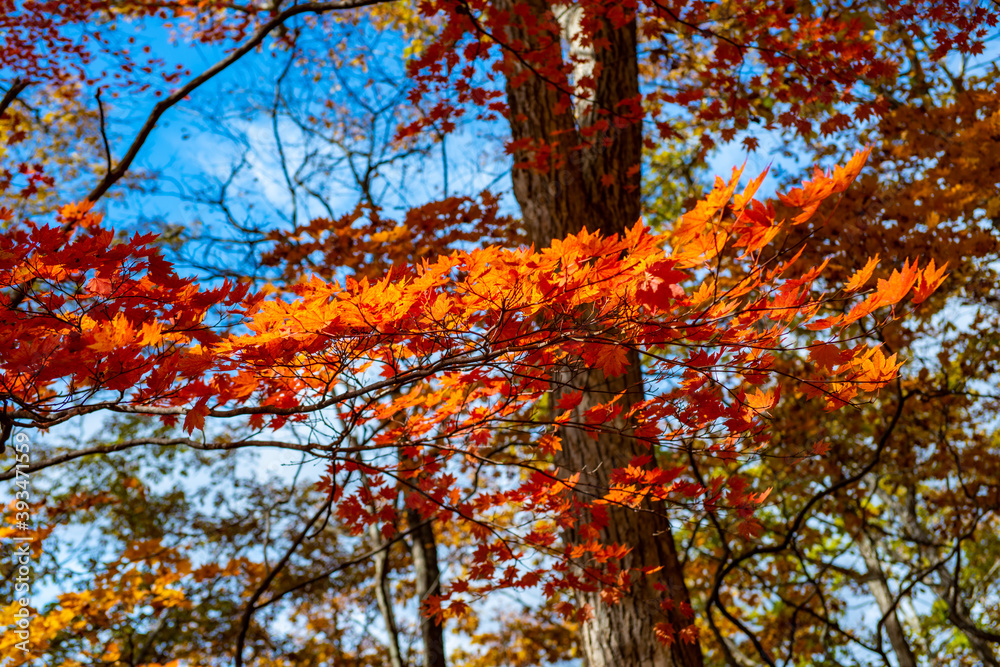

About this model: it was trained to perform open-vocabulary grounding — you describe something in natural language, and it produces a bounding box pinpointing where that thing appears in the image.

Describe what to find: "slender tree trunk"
[407,508,446,667]
[930,558,999,665]
[877,486,1000,666]
[940,586,1000,666]
[368,523,406,667]
[494,2,702,665]
[855,529,918,667]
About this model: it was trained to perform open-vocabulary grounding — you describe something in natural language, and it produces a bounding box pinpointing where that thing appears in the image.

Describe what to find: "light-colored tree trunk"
[368,523,406,667]
[877,487,1000,666]
[855,528,918,667]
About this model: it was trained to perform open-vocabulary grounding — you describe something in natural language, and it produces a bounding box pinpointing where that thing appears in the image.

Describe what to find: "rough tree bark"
[407,507,447,667]
[495,1,703,665]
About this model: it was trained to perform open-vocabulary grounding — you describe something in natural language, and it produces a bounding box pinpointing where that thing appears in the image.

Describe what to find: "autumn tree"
[682,29,1000,666]
[1,0,998,666]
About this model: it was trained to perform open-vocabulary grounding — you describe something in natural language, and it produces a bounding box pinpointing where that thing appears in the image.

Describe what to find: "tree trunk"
[557,360,703,667]
[368,523,406,667]
[877,486,1000,666]
[855,528,918,667]
[495,1,703,665]
[407,508,447,667]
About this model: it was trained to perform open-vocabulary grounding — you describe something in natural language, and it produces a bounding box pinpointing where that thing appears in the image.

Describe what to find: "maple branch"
[8,340,564,427]
[705,379,910,664]
[0,437,317,481]
[0,79,30,119]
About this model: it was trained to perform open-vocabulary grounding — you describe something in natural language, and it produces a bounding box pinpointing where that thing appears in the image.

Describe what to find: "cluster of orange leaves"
[0,496,261,667]
[0,150,949,633]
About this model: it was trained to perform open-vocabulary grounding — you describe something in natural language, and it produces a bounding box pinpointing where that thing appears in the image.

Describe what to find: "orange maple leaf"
[843,254,879,292]
[583,343,629,378]
[874,258,919,304]
[912,259,949,304]
[853,347,903,392]
[808,342,848,370]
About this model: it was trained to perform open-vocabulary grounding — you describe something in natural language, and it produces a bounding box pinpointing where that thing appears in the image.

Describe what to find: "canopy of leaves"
[1,0,998,665]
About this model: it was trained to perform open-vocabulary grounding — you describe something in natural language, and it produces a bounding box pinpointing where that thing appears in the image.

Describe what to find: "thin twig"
[234,498,332,667]
[95,87,113,180]
[85,0,392,205]
[0,79,30,119]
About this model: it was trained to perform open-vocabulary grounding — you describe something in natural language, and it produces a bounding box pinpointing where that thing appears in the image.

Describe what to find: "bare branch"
[95,87,113,180]
[85,0,395,205]
[0,437,317,481]
[234,498,332,667]
[0,79,30,119]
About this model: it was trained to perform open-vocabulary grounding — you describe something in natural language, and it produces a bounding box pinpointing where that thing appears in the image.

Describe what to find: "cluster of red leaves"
[261,192,523,282]
[0,202,252,425]
[1,0,102,83]
[1,0,226,90]
[397,0,909,148]
[884,0,997,60]
[640,0,898,143]
[0,150,948,617]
